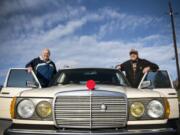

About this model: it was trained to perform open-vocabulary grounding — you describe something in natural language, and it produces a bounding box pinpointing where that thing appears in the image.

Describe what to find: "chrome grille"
[54,91,127,129]
[55,96,90,128]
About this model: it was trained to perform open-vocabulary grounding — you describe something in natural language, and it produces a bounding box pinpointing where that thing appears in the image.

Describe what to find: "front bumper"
[5,120,179,135]
[4,127,176,135]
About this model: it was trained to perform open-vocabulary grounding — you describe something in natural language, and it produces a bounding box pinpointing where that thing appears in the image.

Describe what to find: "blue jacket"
[26,57,57,87]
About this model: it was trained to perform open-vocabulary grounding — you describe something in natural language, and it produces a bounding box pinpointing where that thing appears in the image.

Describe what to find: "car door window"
[6,69,38,88]
[142,71,172,89]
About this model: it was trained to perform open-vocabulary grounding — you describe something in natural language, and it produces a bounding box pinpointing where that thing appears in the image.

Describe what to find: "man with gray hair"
[26,48,57,87]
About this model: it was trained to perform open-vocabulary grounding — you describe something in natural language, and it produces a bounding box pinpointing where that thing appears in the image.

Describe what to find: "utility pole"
[168,0,180,88]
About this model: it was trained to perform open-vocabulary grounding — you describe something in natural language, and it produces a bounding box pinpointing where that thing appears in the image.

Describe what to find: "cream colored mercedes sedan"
[0,68,179,135]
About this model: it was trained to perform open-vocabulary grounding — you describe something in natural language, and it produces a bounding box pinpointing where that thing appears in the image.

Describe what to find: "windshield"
[53,69,129,86]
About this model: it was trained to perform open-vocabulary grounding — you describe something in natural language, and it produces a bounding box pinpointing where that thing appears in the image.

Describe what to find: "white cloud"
[40,19,86,43]
[56,59,79,69]
[0,0,64,16]
[97,8,163,38]
[47,34,175,70]
[0,2,178,84]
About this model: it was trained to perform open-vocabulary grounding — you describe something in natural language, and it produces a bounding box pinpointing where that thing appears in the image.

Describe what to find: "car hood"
[19,84,161,98]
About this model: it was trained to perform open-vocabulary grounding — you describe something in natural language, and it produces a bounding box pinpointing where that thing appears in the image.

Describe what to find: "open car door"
[0,68,41,120]
[138,70,179,119]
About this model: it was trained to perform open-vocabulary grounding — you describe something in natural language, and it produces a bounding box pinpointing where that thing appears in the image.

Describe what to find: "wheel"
[168,119,180,135]
[177,118,180,135]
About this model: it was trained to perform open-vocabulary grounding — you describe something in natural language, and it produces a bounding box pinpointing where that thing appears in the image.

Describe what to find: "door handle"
[168,93,176,96]
[1,92,10,95]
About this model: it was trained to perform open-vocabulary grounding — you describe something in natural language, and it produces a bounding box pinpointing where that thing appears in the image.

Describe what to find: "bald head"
[41,48,51,61]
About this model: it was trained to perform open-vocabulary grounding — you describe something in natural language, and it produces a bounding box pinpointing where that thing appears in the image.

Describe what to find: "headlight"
[147,100,164,118]
[36,101,52,118]
[17,99,35,118]
[130,102,145,118]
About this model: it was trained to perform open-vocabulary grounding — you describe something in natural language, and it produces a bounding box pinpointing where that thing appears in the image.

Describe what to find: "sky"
[0,0,180,85]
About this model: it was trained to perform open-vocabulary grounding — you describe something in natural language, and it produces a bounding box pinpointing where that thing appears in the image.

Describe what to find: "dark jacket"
[119,58,159,88]
[26,57,57,87]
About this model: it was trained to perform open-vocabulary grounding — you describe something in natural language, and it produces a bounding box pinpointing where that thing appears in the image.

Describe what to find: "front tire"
[168,119,180,135]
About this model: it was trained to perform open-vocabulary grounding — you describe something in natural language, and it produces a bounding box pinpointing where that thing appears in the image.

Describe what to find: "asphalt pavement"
[0,120,11,135]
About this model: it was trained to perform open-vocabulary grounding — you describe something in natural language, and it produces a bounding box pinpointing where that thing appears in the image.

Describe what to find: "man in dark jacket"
[26,48,57,87]
[116,49,159,88]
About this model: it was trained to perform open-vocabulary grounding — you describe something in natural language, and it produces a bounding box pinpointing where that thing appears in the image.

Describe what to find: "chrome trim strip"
[55,90,124,97]
[90,90,92,129]
[6,128,176,135]
[52,93,57,126]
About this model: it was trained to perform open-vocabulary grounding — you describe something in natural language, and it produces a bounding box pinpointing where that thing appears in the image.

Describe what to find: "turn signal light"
[164,98,170,119]
[10,97,16,119]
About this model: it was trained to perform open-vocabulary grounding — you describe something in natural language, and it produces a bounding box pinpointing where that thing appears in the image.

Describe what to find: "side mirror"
[140,80,151,89]
[173,81,179,90]
[0,85,2,92]
[26,81,39,88]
